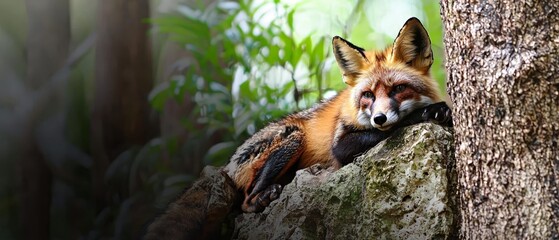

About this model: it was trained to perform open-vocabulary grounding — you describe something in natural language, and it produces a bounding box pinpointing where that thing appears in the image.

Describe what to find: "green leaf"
[267,45,280,65]
[217,1,240,11]
[210,82,229,95]
[302,35,313,56]
[163,174,194,187]
[311,37,326,68]
[287,9,295,30]
[205,141,237,165]
[105,148,138,184]
[151,16,211,48]
[278,32,294,62]
[239,81,255,101]
[148,82,171,111]
[234,108,254,137]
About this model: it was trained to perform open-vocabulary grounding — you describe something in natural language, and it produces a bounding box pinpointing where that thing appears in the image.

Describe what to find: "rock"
[145,166,240,240]
[232,123,458,240]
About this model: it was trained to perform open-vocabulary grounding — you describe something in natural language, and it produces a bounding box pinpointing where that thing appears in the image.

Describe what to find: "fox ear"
[332,36,368,86]
[392,17,433,73]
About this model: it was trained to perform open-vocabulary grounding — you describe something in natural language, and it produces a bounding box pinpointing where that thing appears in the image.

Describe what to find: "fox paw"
[242,184,283,213]
[422,102,453,127]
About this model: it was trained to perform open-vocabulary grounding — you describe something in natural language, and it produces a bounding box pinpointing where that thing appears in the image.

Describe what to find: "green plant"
[149,0,334,166]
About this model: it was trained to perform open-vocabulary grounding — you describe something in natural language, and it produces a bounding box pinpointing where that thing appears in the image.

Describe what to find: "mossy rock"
[231,123,458,240]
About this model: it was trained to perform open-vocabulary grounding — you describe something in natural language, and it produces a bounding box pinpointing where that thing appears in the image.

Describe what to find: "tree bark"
[441,1,559,238]
[92,0,154,210]
[22,0,70,239]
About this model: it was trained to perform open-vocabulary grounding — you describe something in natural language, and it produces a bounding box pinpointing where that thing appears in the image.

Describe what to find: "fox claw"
[422,102,453,127]
[242,184,283,212]
[257,184,282,207]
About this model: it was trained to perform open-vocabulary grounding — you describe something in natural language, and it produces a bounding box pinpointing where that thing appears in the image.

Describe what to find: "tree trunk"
[92,0,154,210]
[440,1,559,238]
[22,0,70,239]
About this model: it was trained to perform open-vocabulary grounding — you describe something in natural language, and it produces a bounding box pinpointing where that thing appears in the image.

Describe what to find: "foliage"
[149,0,334,166]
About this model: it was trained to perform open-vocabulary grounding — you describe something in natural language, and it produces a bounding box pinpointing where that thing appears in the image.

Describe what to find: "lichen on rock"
[232,123,458,240]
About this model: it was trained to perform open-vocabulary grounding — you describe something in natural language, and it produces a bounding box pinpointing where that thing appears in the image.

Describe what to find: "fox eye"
[393,85,406,93]
[362,91,374,99]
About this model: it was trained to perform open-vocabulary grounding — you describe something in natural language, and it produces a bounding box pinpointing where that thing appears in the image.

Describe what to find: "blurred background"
[0,0,445,239]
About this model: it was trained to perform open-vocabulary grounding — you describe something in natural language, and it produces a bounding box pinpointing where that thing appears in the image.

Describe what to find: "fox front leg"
[390,101,453,128]
[422,102,453,127]
[332,125,392,166]
[231,124,305,213]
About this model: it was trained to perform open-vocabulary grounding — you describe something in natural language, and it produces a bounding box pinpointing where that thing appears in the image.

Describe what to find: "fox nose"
[373,113,387,125]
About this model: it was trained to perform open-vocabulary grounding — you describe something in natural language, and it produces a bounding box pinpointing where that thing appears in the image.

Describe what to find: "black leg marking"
[250,136,302,196]
[333,124,392,166]
[242,125,304,213]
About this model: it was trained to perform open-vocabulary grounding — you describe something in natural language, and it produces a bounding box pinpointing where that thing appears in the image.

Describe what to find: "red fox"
[223,17,452,213]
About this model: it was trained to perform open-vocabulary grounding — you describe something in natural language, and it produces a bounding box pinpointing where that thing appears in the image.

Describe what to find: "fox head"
[333,17,442,131]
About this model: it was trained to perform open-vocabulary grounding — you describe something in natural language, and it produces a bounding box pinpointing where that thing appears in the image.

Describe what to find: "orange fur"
[299,90,351,168]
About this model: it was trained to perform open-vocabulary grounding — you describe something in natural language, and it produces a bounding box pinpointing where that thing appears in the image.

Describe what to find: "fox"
[223,17,452,213]
[144,17,453,239]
